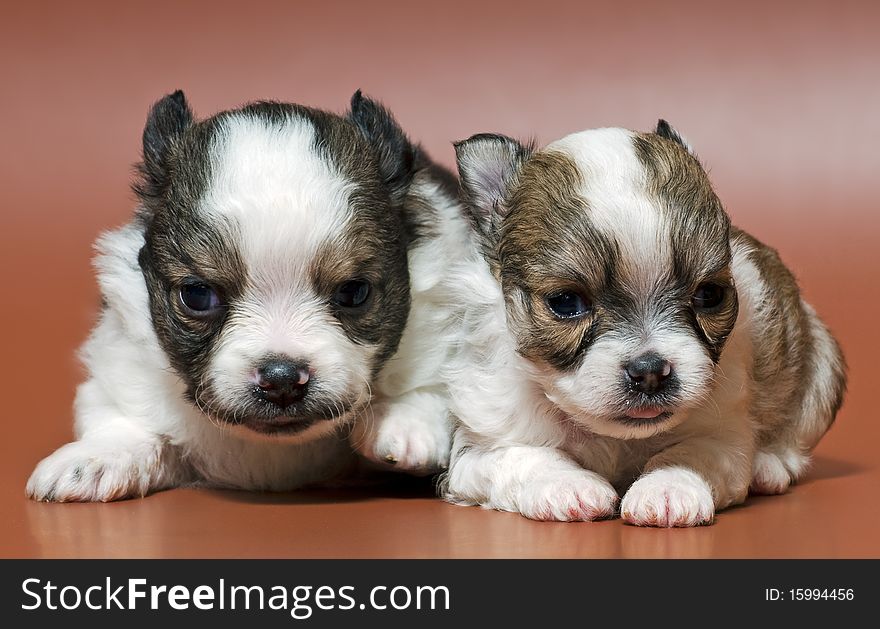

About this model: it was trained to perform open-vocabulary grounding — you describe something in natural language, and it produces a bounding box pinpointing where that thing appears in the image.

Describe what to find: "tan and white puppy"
[443,122,846,526]
[27,91,470,501]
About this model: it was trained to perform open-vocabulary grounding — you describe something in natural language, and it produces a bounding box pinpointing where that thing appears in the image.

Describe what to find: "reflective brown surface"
[1,0,878,558]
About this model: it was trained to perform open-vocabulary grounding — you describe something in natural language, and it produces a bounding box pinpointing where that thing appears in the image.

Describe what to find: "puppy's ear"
[348,90,416,205]
[655,119,695,154]
[136,90,194,203]
[454,133,533,233]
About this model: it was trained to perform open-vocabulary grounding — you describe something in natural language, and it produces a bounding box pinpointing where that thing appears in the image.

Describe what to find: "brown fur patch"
[498,150,619,369]
[633,133,730,276]
[731,228,846,448]
[633,133,737,360]
[737,229,809,397]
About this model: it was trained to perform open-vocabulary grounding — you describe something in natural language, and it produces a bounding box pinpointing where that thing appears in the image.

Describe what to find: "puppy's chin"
[222,418,343,444]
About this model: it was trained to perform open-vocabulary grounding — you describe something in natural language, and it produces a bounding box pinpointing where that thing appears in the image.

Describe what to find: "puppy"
[27,91,469,501]
[443,122,846,526]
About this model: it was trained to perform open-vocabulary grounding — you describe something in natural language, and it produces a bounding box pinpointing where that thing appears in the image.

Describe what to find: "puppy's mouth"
[615,406,674,426]
[237,414,322,436]
[194,391,366,437]
[230,401,356,436]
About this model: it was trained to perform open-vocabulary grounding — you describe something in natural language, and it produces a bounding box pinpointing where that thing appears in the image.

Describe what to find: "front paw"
[27,440,156,502]
[518,471,618,522]
[353,408,451,475]
[621,467,715,527]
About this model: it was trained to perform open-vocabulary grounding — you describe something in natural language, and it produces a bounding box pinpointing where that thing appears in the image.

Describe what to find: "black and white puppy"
[443,123,846,526]
[27,91,470,501]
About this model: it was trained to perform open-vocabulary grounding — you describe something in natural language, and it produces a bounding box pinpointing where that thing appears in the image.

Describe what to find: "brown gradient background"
[1,0,877,558]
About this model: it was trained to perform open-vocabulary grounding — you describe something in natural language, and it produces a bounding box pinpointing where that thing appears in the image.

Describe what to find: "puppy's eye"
[546,290,591,319]
[692,282,725,311]
[179,281,222,315]
[333,280,371,308]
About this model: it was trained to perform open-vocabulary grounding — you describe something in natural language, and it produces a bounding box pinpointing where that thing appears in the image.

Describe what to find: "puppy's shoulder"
[404,159,475,287]
[90,217,157,346]
[730,227,800,301]
[404,160,466,240]
[93,218,146,292]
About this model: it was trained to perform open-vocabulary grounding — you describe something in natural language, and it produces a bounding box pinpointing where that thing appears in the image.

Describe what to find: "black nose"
[624,352,672,395]
[254,359,310,408]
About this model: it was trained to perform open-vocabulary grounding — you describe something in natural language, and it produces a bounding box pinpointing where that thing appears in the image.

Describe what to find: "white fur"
[27,114,467,501]
[547,129,670,281]
[798,301,844,449]
[446,437,618,521]
[350,390,452,473]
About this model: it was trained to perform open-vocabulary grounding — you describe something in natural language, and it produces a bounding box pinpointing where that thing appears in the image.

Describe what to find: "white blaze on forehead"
[194,113,378,413]
[546,128,671,290]
[201,113,355,290]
